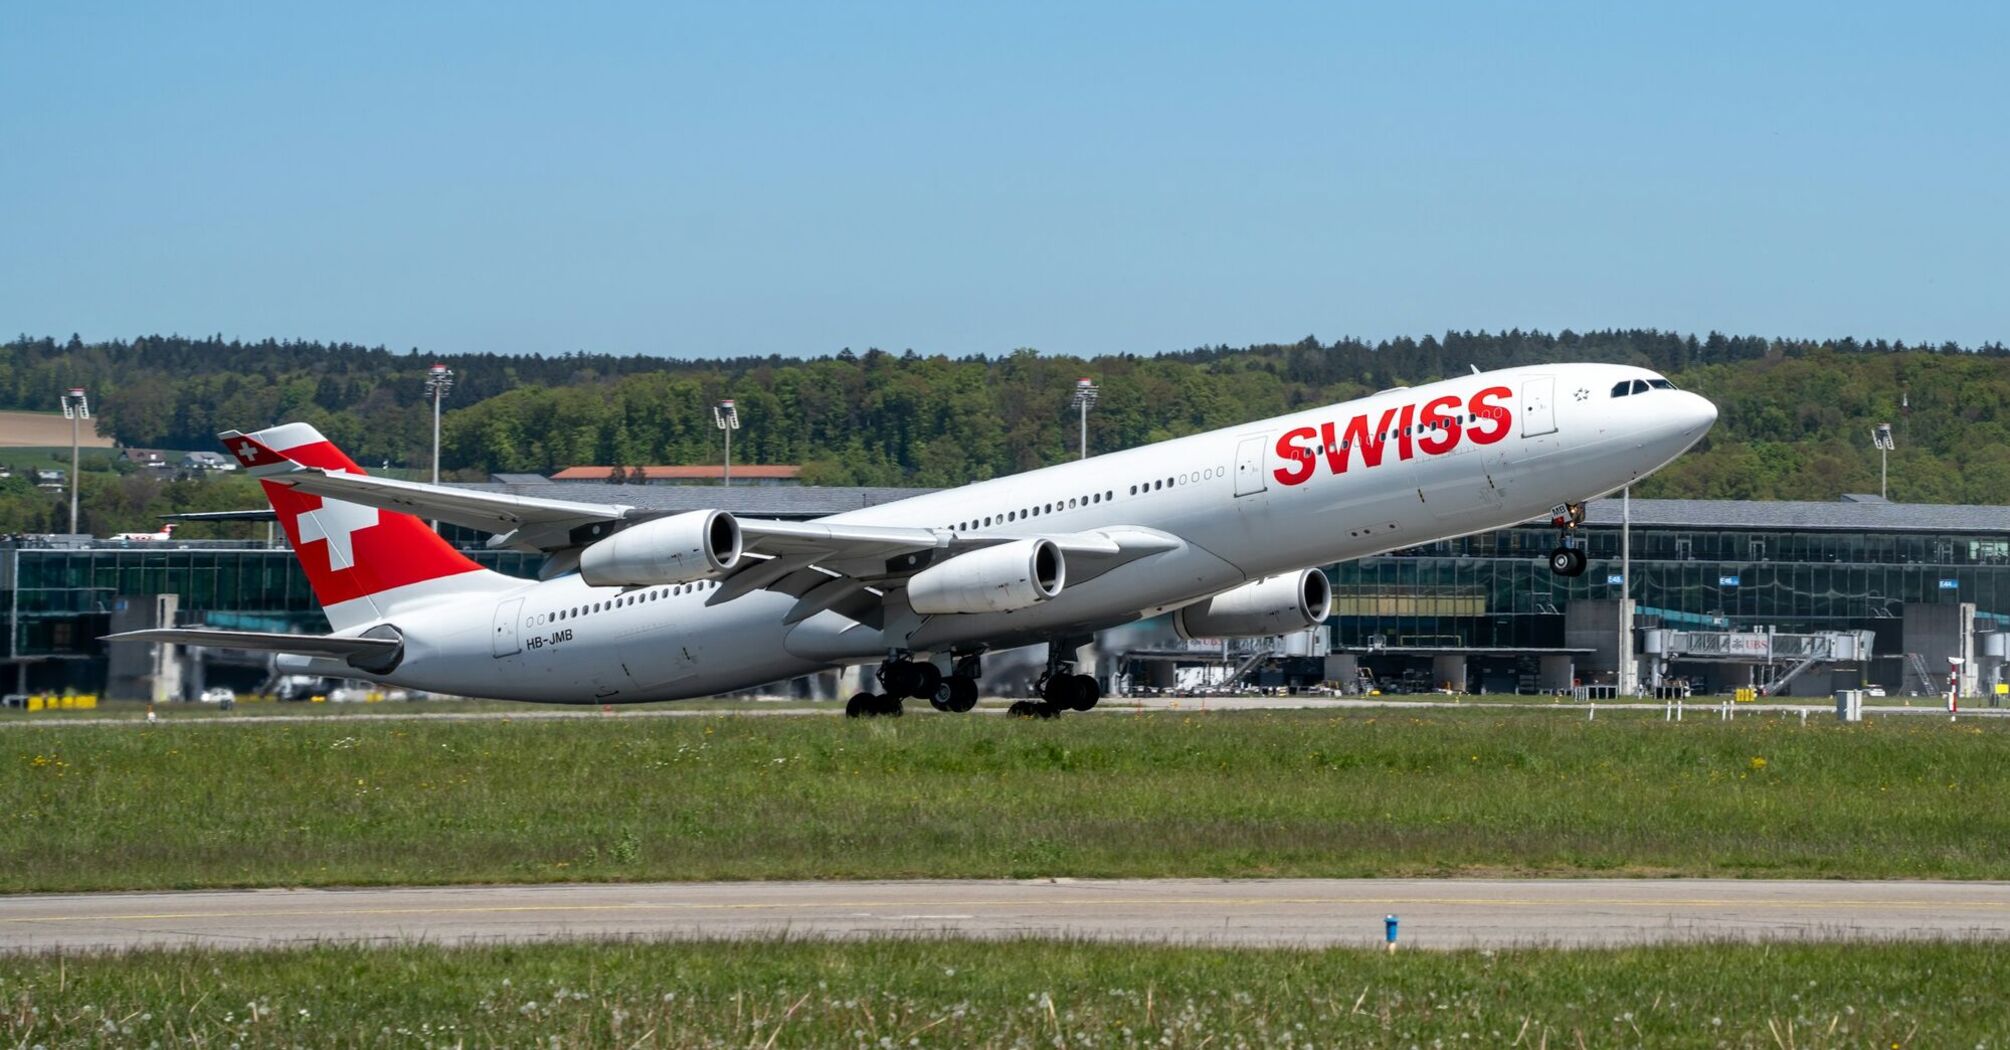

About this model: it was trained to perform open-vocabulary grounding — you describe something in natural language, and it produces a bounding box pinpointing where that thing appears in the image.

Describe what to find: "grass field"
[4,710,2006,891]
[3,938,2004,1047]
[0,409,116,448]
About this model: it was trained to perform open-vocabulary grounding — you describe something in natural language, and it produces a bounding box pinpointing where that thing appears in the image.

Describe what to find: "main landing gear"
[1546,501,1588,577]
[1007,639,1101,719]
[845,652,981,718]
[929,653,982,714]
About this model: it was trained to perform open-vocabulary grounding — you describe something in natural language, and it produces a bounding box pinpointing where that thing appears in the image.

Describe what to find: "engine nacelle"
[579,510,742,586]
[907,538,1066,615]
[1173,569,1332,639]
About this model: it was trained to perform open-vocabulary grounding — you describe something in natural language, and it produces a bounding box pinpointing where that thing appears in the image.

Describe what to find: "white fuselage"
[340,363,1716,702]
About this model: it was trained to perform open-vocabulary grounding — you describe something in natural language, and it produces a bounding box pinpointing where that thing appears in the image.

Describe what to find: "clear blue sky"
[3,2,2005,358]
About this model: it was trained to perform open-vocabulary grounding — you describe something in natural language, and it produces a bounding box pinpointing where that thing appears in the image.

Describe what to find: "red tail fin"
[223,423,486,627]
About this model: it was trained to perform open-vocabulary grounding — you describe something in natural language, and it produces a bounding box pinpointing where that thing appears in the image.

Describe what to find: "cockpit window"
[1630,379,1650,395]
[1611,381,1632,398]
[1648,378,1676,390]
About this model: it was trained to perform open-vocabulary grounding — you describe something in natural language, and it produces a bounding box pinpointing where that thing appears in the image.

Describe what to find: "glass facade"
[1331,522,2010,654]
[8,509,2008,692]
[4,544,543,663]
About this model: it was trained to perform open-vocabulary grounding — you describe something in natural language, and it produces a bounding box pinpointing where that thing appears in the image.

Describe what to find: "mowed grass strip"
[4,938,2006,1048]
[3,710,2006,891]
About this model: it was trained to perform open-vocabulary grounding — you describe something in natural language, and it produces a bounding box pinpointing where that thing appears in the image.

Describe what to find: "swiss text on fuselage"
[1271,384,1513,487]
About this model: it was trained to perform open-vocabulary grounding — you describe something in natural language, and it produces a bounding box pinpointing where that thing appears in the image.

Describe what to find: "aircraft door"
[1520,376,1558,438]
[1233,435,1269,497]
[491,597,523,657]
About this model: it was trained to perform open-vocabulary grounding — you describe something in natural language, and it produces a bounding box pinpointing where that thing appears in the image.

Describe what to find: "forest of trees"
[5,329,2010,536]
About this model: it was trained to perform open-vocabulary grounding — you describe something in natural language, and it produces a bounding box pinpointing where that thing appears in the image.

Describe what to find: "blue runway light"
[1384,914,1399,951]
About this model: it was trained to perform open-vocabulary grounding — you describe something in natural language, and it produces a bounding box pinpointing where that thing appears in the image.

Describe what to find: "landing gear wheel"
[882,661,923,698]
[932,675,979,713]
[1547,547,1587,577]
[910,662,943,699]
[847,692,903,718]
[1071,673,1101,711]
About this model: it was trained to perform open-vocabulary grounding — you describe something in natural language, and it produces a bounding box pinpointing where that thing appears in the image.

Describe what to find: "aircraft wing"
[719,521,1183,622]
[262,467,633,552]
[103,628,402,671]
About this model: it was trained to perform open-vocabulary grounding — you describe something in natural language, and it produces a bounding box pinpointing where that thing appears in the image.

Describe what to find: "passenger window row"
[947,462,1244,532]
[953,489,1117,532]
[541,579,719,625]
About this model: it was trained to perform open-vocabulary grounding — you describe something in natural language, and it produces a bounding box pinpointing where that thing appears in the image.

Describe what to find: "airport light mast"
[423,364,455,486]
[1871,423,1895,500]
[714,399,740,487]
[1070,378,1099,461]
[59,387,88,535]
[423,364,454,533]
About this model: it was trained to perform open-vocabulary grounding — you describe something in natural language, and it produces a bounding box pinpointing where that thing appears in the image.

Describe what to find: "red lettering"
[1417,395,1463,455]
[1394,403,1417,461]
[1272,426,1317,486]
[1322,406,1405,475]
[1468,385,1512,445]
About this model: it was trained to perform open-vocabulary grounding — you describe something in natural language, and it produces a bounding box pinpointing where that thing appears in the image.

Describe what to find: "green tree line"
[6,331,2010,521]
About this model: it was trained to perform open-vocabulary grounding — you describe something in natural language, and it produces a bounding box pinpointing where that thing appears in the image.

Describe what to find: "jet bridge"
[1642,627,1875,696]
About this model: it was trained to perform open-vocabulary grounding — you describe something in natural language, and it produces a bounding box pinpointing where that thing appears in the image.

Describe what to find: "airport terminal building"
[6,481,2007,701]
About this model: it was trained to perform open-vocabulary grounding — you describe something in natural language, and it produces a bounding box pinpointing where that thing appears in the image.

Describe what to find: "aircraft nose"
[1681,391,1719,435]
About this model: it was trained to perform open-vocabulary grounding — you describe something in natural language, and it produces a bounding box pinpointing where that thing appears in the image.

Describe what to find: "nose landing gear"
[1546,502,1589,577]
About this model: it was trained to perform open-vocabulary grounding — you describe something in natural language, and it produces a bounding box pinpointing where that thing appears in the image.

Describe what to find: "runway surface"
[7,694,2005,727]
[5,879,2006,953]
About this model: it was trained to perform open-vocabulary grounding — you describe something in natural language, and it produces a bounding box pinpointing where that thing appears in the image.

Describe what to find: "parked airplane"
[108,365,1715,716]
[108,523,178,542]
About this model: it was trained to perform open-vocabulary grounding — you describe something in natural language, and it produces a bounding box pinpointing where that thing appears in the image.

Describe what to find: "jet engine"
[579,510,742,586]
[907,538,1066,615]
[1173,569,1332,639]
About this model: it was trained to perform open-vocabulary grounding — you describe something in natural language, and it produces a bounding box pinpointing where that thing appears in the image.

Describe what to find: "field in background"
[0,409,115,448]
[4,710,2005,892]
[3,937,2004,1047]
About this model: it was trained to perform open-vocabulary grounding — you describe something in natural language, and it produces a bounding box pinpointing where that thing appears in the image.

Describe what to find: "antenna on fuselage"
[1470,364,1481,375]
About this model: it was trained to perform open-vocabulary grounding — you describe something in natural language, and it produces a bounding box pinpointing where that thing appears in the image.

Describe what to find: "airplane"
[108,522,178,542]
[107,364,1716,717]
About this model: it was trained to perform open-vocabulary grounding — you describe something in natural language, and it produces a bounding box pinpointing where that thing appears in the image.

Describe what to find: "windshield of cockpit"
[1610,375,1678,397]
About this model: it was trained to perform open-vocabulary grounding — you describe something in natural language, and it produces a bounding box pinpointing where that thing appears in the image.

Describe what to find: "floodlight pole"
[1621,485,1632,696]
[59,388,88,535]
[424,365,455,487]
[1070,378,1099,461]
[714,400,740,487]
[1871,423,1894,501]
[423,365,454,532]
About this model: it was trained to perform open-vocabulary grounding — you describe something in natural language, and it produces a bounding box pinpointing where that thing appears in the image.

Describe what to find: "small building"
[32,468,65,490]
[548,464,802,487]
[122,449,171,471]
[181,451,238,472]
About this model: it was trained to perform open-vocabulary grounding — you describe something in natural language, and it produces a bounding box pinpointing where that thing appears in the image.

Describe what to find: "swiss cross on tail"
[221,424,483,610]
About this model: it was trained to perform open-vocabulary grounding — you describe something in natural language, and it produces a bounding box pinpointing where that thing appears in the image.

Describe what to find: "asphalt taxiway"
[4,878,2005,953]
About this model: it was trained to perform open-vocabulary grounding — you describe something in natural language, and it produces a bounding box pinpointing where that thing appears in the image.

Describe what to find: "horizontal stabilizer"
[158,509,279,523]
[103,628,402,672]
